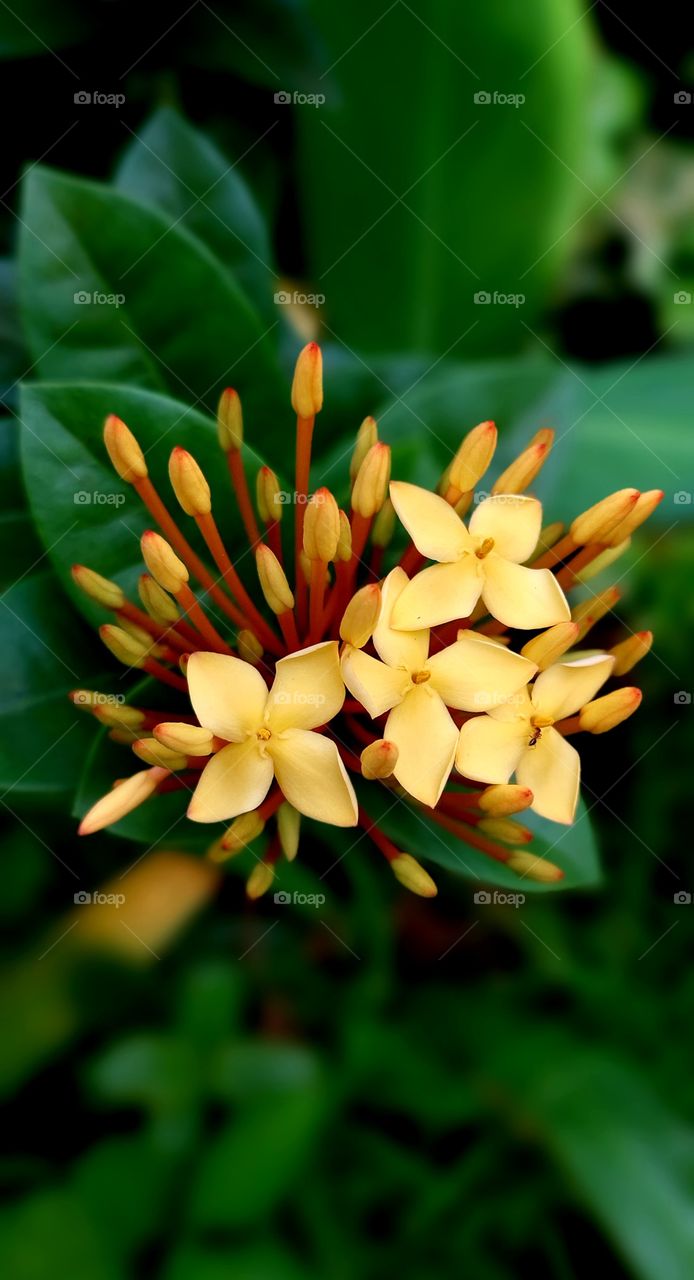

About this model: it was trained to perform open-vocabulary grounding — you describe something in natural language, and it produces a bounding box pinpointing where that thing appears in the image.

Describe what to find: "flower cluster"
[73,343,659,898]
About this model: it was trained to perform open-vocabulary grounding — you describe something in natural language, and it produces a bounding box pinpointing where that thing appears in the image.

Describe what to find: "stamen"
[411,670,431,685]
[475,537,495,560]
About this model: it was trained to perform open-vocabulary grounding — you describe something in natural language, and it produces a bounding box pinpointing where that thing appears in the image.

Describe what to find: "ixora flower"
[73,342,659,899]
[341,567,536,806]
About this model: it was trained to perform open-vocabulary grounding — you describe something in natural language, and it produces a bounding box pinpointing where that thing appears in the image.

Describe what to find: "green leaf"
[18,167,282,415]
[163,1243,312,1280]
[185,0,327,90]
[0,2,92,57]
[116,107,275,318]
[70,1136,173,1260]
[0,1189,121,1280]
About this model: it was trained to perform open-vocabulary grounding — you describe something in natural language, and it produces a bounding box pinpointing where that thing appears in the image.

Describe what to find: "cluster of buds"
[73,343,659,900]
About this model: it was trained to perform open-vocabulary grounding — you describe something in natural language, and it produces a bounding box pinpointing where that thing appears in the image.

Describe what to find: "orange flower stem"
[117,602,198,653]
[142,659,188,693]
[476,618,507,637]
[337,511,372,613]
[308,559,326,642]
[343,699,367,714]
[266,520,283,562]
[278,609,300,651]
[195,512,283,655]
[258,788,284,821]
[358,806,399,862]
[345,714,377,745]
[227,448,261,547]
[554,714,582,736]
[427,809,511,864]
[369,545,384,578]
[294,413,315,627]
[532,533,577,570]
[398,543,424,576]
[176,584,234,655]
[556,543,604,590]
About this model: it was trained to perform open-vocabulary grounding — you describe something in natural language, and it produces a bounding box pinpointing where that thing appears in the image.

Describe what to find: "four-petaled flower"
[389,483,570,631]
[187,641,358,827]
[341,568,537,807]
[455,653,615,823]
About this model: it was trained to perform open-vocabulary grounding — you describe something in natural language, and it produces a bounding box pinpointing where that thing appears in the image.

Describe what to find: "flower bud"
[571,586,620,634]
[133,738,188,770]
[303,487,340,562]
[217,810,266,856]
[492,428,554,495]
[371,498,396,548]
[71,565,124,610]
[141,531,189,594]
[533,522,565,558]
[100,624,149,668]
[607,489,664,545]
[246,860,275,899]
[237,629,264,665]
[340,584,381,648]
[217,387,243,451]
[78,767,166,835]
[449,420,497,492]
[390,853,437,897]
[360,739,398,780]
[352,443,391,517]
[478,817,532,844]
[138,575,180,624]
[277,803,301,861]
[579,687,642,734]
[94,701,146,730]
[610,630,652,676]
[291,342,322,417]
[336,510,352,562]
[256,466,282,524]
[506,851,564,882]
[478,784,533,816]
[154,722,214,756]
[103,414,147,483]
[350,416,378,484]
[570,489,639,545]
[521,622,579,670]
[256,544,294,614]
[168,447,211,516]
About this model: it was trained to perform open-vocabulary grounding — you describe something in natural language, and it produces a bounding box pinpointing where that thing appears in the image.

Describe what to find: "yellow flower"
[341,568,537,806]
[187,641,357,827]
[389,483,570,630]
[455,653,615,823]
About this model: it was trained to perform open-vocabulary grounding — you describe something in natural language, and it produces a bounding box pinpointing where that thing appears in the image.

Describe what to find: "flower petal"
[385,685,458,806]
[455,714,528,784]
[469,494,542,563]
[187,740,273,823]
[267,641,344,732]
[372,567,429,671]
[341,645,410,718]
[389,481,470,561]
[516,727,580,824]
[391,559,482,631]
[186,652,267,741]
[481,557,570,630]
[532,653,615,721]
[427,632,537,711]
[270,730,358,826]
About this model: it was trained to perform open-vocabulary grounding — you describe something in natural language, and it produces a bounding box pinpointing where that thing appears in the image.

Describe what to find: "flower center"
[411,670,431,685]
[528,713,553,747]
[256,727,272,741]
[475,537,495,560]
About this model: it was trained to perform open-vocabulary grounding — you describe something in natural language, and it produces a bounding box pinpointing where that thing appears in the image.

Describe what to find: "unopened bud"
[291,342,322,417]
[303,487,340,562]
[371,498,396,548]
[608,489,664,545]
[100,624,149,668]
[507,851,564,882]
[492,428,554,494]
[449,420,497,492]
[352,443,391,517]
[390,853,437,897]
[216,811,265,856]
[579,687,642,734]
[154,722,214,756]
[94,702,146,730]
[533,522,565,558]
[103,414,147,483]
[521,622,580,669]
[256,466,282,524]
[168,447,211,516]
[246,860,275,900]
[133,738,188,769]
[141,531,189,594]
[350,416,378,484]
[277,803,300,861]
[138,574,180,624]
[340,585,381,648]
[610,631,653,676]
[478,817,533,845]
[256,544,294,614]
[217,388,243,451]
[478,784,533,816]
[360,738,398,780]
[336,510,352,562]
[117,616,164,654]
[71,565,124,610]
[237,629,264,665]
[571,587,620,635]
[570,489,639,545]
[78,767,166,835]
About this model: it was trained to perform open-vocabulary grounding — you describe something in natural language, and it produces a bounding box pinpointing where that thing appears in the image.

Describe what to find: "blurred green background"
[1,2,694,1276]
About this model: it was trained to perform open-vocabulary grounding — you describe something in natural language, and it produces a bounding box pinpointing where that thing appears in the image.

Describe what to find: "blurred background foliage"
[0,1,693,1276]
